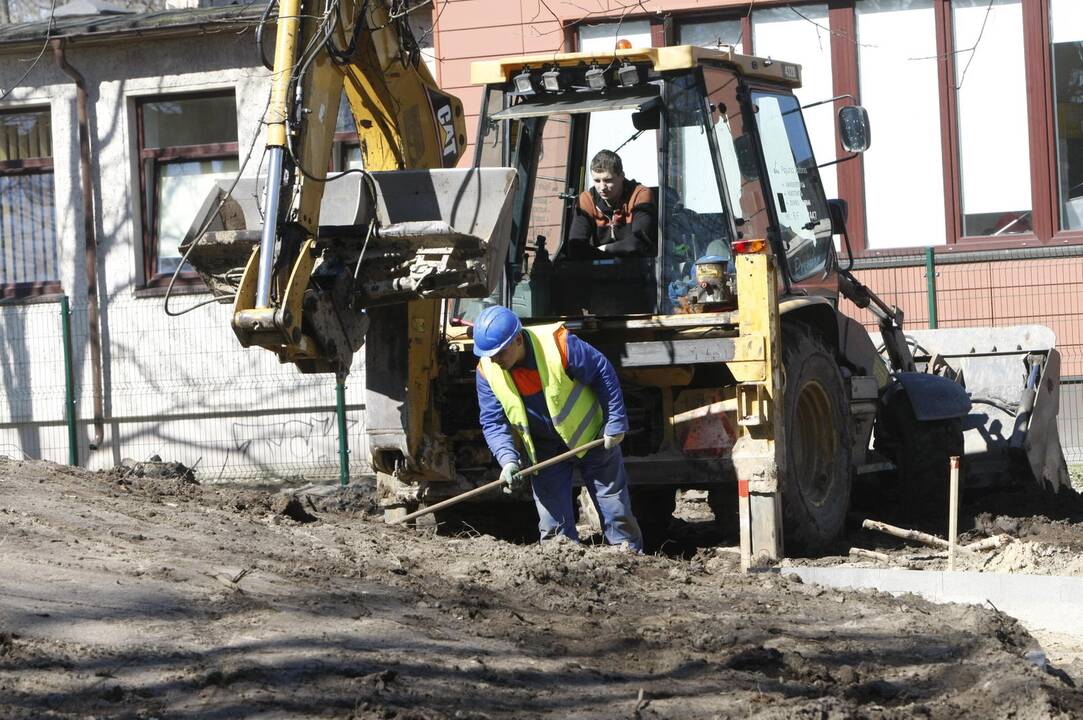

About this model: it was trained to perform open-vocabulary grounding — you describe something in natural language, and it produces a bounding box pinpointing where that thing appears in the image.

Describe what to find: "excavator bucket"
[900,325,1070,492]
[180,166,518,305]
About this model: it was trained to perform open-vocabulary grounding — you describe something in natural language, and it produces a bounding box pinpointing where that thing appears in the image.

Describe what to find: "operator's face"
[491,333,525,371]
[591,170,625,205]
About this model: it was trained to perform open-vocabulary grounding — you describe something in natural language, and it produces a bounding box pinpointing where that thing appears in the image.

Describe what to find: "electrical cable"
[254,0,277,71]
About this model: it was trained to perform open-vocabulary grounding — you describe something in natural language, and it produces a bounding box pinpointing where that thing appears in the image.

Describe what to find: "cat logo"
[427,88,459,167]
[437,105,456,160]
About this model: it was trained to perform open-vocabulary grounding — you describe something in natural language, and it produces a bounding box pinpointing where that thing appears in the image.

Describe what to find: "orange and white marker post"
[738,479,752,571]
[948,455,961,571]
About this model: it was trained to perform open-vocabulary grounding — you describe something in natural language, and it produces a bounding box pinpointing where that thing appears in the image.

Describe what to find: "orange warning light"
[615,39,632,49]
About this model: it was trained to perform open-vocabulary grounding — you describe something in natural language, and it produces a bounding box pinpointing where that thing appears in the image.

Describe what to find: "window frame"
[0,106,60,301]
[135,90,239,289]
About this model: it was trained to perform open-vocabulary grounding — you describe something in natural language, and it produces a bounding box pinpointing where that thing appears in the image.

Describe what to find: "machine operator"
[567,149,656,258]
[472,305,644,551]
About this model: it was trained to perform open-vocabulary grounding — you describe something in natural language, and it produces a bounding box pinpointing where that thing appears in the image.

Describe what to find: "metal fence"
[0,296,367,483]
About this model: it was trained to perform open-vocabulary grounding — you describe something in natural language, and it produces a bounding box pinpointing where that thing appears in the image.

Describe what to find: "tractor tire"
[874,390,963,520]
[780,324,853,554]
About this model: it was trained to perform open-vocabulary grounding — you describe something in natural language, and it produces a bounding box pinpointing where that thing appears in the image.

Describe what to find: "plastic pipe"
[925,246,938,329]
[336,379,349,486]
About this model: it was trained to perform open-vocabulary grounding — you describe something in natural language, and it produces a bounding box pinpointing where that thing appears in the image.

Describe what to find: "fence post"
[336,378,349,486]
[925,246,938,329]
[60,295,78,466]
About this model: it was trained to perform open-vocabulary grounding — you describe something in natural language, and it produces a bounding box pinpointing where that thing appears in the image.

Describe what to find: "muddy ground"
[3,458,1083,719]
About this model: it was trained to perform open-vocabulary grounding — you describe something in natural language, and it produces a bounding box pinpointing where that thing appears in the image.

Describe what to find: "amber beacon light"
[732,239,767,254]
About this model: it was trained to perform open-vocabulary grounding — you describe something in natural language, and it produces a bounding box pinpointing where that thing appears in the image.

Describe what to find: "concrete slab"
[780,566,1083,637]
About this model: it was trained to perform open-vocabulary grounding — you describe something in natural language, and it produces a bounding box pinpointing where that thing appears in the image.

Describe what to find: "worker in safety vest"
[473,305,643,551]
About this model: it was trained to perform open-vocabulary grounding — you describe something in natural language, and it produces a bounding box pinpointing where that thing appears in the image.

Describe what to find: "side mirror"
[838,106,870,153]
[631,106,660,131]
[827,199,849,235]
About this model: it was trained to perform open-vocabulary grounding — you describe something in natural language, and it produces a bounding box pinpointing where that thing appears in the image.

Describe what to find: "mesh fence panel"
[0,298,368,483]
[848,247,1083,466]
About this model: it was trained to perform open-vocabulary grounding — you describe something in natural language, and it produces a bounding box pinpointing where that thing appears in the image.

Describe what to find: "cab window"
[750,90,833,282]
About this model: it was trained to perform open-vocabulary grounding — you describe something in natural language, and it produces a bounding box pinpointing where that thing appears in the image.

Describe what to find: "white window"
[678,18,743,50]
[856,0,945,249]
[1049,0,1083,231]
[954,0,1031,237]
[138,93,239,282]
[752,5,837,201]
[0,108,57,297]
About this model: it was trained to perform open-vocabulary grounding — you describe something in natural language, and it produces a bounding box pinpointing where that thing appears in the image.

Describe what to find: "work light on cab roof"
[541,66,563,92]
[585,63,606,90]
[512,67,535,95]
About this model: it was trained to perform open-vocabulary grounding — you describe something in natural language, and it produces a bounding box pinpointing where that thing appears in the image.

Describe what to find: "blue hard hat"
[473,305,522,358]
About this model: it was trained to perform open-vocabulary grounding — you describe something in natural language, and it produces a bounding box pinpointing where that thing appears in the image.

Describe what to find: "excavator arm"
[181,0,515,376]
[180,0,517,487]
[228,0,466,377]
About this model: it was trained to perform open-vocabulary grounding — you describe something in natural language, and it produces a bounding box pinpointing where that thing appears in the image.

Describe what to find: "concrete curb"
[781,566,1083,637]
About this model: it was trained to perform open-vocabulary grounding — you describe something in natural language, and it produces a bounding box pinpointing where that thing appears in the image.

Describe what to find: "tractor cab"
[456,45,867,325]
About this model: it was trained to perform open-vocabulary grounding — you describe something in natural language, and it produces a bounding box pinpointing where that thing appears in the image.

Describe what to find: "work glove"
[603,432,625,450]
[500,462,525,494]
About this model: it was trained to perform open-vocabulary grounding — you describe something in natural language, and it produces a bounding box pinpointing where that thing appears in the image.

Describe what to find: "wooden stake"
[964,534,1013,551]
[849,547,890,562]
[948,455,960,571]
[862,519,950,550]
[738,479,751,572]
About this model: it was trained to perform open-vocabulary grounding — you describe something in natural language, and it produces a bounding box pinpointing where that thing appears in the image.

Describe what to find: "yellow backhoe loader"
[182,0,1072,561]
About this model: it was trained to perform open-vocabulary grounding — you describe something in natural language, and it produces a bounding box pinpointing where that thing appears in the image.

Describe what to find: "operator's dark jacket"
[567,180,656,257]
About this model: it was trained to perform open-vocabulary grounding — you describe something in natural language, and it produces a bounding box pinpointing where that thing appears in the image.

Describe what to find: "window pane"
[753,92,832,282]
[142,95,238,148]
[578,19,651,51]
[678,18,742,49]
[335,94,355,134]
[663,73,734,312]
[0,173,57,285]
[857,0,945,249]
[1051,0,1083,231]
[527,113,572,258]
[155,159,239,274]
[954,0,1031,236]
[345,146,363,170]
[705,67,771,244]
[0,110,51,161]
[752,5,837,201]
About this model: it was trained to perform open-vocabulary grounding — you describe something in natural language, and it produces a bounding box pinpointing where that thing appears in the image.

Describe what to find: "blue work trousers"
[530,444,643,552]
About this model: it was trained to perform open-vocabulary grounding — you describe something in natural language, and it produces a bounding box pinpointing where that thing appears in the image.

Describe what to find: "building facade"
[0,6,369,479]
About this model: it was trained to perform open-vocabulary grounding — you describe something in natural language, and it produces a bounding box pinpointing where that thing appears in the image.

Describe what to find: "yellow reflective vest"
[479,323,604,465]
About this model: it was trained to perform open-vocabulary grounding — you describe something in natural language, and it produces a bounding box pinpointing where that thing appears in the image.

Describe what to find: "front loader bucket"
[902,325,1070,492]
[179,166,518,305]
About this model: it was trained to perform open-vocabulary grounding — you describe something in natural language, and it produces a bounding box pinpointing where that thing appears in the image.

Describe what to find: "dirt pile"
[1,459,1081,718]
